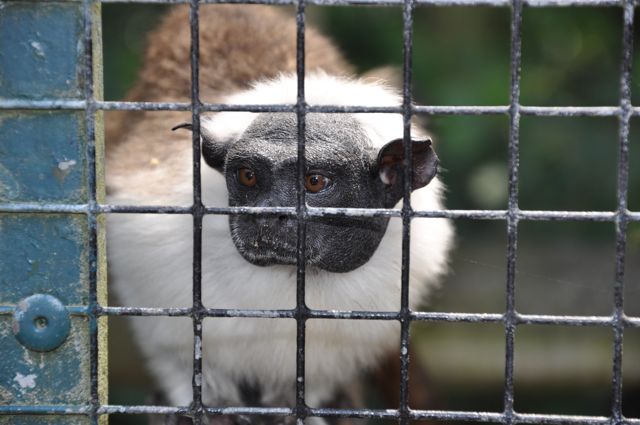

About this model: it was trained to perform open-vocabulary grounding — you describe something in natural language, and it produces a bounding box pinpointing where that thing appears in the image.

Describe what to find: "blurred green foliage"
[103,4,640,238]
[316,6,638,237]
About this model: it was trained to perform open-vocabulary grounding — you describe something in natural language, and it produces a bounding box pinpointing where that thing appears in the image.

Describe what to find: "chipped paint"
[13,373,37,390]
[29,41,45,59]
[0,316,91,405]
[195,336,202,360]
[53,159,77,184]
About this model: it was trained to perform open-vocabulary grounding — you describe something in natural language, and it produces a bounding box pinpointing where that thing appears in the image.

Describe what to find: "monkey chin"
[233,237,361,274]
[239,248,298,268]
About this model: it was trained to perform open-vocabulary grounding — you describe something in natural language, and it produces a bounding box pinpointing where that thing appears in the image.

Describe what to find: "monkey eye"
[305,173,330,193]
[238,167,257,187]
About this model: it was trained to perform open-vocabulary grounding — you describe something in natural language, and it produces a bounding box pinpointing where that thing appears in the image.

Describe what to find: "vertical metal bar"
[190,0,205,424]
[504,0,523,423]
[399,0,415,424]
[82,0,100,423]
[611,0,633,422]
[295,1,309,424]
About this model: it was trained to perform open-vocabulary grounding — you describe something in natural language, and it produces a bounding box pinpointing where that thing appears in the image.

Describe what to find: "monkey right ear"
[172,122,227,172]
[376,138,439,208]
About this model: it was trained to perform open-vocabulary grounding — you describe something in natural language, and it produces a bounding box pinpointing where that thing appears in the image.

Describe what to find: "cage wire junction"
[0,0,639,424]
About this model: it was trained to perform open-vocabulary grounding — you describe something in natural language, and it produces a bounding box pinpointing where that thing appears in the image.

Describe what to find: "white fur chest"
[107,73,454,408]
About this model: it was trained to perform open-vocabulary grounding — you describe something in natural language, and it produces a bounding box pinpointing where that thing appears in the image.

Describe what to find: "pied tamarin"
[106,5,453,424]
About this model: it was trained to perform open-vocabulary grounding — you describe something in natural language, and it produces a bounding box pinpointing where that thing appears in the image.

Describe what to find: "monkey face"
[200,113,438,273]
[222,114,389,272]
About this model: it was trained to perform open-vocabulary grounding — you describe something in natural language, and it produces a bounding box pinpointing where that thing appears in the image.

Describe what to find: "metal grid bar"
[295,1,309,424]
[4,404,640,425]
[1,0,637,424]
[2,203,640,223]
[81,0,101,424]
[399,0,415,424]
[188,0,206,423]
[93,0,633,6]
[503,0,522,422]
[1,305,639,329]
[3,99,640,118]
[610,0,634,422]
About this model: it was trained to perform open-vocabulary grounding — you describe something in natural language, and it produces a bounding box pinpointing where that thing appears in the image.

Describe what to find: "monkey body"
[107,5,453,415]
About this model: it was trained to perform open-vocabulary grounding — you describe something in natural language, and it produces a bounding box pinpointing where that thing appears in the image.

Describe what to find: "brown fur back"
[106,5,352,151]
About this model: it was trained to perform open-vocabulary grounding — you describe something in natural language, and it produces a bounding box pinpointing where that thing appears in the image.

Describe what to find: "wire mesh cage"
[0,0,639,425]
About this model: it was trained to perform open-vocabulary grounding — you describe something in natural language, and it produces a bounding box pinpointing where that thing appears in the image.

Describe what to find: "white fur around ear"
[201,72,415,150]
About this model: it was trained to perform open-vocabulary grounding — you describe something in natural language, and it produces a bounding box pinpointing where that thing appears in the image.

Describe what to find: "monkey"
[106,4,454,424]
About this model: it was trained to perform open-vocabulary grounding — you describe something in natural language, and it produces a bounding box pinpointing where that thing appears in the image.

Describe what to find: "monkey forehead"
[229,113,374,163]
[201,73,418,149]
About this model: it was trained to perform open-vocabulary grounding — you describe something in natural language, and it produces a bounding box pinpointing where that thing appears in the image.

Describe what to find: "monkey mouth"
[233,235,300,267]
[241,250,298,267]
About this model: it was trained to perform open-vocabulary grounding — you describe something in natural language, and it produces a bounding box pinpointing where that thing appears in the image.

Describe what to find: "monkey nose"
[254,214,294,229]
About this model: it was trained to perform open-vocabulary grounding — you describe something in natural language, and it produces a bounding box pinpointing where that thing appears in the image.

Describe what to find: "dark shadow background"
[102,4,640,424]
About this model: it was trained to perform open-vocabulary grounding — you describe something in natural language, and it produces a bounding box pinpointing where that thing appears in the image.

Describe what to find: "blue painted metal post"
[0,1,107,424]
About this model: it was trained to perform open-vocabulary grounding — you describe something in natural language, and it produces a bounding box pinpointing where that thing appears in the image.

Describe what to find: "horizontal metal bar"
[412,312,640,327]
[520,106,620,117]
[201,103,296,113]
[209,309,297,319]
[207,407,293,416]
[102,205,193,214]
[98,405,190,415]
[413,209,507,219]
[412,312,503,322]
[626,316,640,327]
[410,410,505,422]
[0,305,88,315]
[308,407,400,419]
[309,105,402,113]
[307,310,400,320]
[6,304,637,328]
[100,405,293,416]
[93,0,628,6]
[516,314,615,326]
[0,405,90,415]
[1,404,637,425]
[517,210,619,221]
[0,203,90,214]
[410,410,617,425]
[99,306,192,317]
[203,206,298,216]
[93,305,640,327]
[2,203,638,224]
[100,101,190,111]
[513,413,611,425]
[412,411,640,425]
[3,98,640,117]
[414,105,508,115]
[0,99,87,110]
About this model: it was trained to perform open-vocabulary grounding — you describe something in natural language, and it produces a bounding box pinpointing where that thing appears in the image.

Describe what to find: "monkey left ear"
[172,122,227,172]
[377,138,439,207]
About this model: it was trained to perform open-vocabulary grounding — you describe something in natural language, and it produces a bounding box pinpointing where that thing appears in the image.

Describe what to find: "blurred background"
[102,4,639,424]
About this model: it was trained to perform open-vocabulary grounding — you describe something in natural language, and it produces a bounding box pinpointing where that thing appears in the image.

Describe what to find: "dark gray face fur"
[200,113,438,273]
